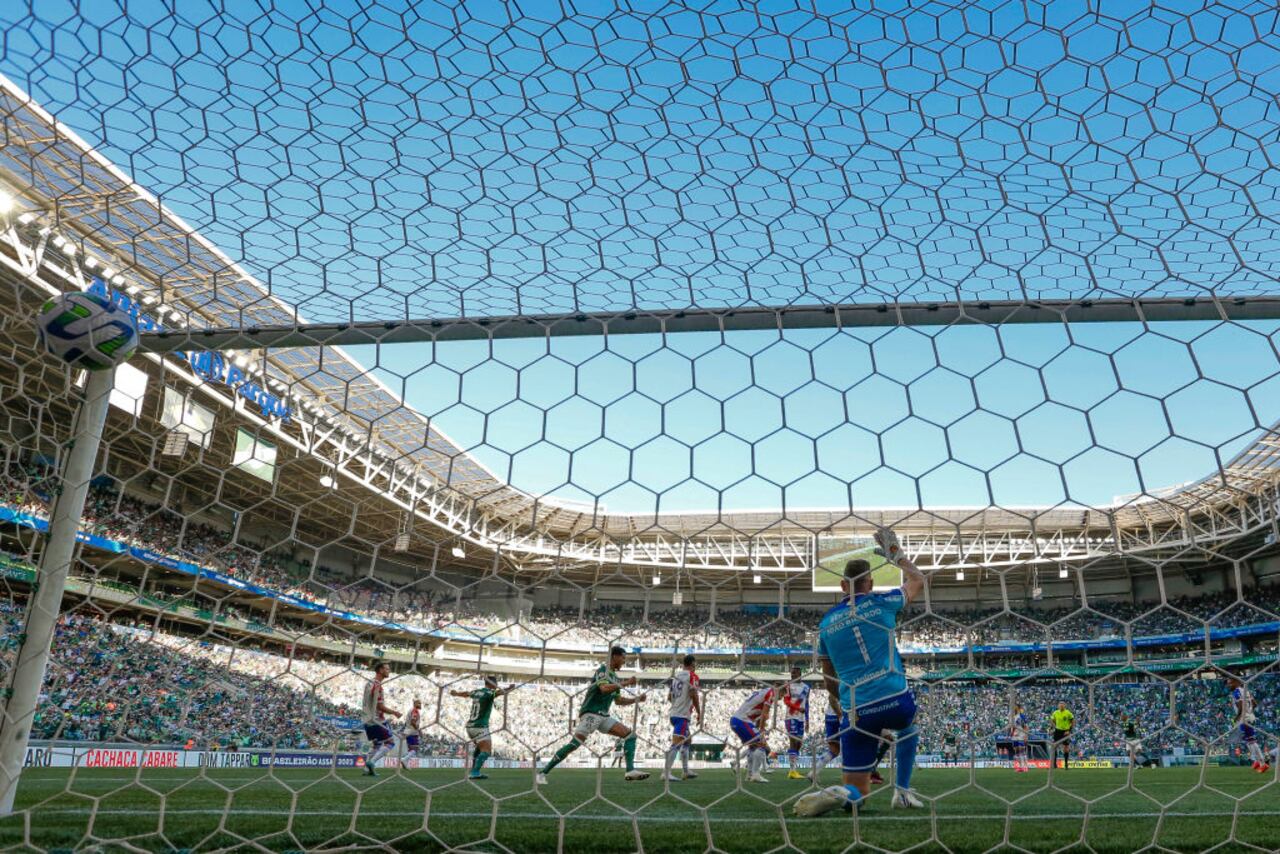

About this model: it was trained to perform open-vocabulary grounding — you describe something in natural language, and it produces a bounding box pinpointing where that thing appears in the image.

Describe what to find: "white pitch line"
[16,808,1280,824]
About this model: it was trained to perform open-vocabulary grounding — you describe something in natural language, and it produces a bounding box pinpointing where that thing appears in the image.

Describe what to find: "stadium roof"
[2,75,1279,576]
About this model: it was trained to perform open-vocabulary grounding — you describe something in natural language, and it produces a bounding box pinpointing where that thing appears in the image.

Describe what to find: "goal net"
[1,2,1280,852]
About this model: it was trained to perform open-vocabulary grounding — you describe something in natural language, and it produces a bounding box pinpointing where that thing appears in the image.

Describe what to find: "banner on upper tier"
[86,277,291,422]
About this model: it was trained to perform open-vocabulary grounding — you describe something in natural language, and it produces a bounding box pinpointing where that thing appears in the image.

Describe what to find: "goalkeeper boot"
[794,785,855,817]
[892,788,925,809]
[468,772,489,780]
[535,773,549,786]
[624,769,650,781]
[787,769,806,780]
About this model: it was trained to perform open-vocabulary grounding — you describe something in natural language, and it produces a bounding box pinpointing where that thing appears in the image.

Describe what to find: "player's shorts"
[1012,730,1028,743]
[405,734,420,749]
[785,718,805,739]
[1052,728,1071,743]
[573,713,621,740]
[1241,723,1257,741]
[730,716,762,745]
[841,691,917,773]
[824,713,841,742]
[671,716,690,738]
[364,723,394,745]
[466,726,491,742]
[1126,738,1142,752]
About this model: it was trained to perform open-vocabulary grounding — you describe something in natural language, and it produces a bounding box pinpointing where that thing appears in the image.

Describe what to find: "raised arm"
[597,674,636,695]
[615,690,647,706]
[449,689,472,698]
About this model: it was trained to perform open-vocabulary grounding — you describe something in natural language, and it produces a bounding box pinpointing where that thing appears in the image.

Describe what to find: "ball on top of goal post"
[37,291,138,370]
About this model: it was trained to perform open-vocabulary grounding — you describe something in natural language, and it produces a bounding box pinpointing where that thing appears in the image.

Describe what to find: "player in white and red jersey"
[403,697,423,762]
[1229,677,1270,773]
[782,665,811,779]
[361,662,400,776]
[730,684,775,783]
[1009,704,1029,773]
[665,654,702,781]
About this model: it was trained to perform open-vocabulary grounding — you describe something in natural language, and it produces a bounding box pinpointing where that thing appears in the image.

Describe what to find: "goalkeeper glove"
[874,527,904,566]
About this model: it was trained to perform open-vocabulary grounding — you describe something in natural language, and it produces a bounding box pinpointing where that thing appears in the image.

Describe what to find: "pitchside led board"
[813,534,902,592]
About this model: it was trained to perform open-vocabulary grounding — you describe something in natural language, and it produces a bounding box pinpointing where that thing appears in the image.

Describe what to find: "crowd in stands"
[9,474,1280,655]
[7,463,1280,763]
[5,599,1276,764]
[0,601,346,749]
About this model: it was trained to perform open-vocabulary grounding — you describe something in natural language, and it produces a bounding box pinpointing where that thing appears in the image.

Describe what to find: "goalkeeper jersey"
[817,589,908,712]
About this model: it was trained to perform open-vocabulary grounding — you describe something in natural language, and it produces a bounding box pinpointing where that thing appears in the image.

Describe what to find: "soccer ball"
[37,291,138,370]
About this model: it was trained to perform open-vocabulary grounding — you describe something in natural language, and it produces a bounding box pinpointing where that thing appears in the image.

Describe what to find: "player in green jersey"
[1121,712,1142,768]
[449,675,517,779]
[538,645,650,784]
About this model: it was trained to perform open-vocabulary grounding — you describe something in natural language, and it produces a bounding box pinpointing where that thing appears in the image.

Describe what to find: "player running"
[1009,704,1029,773]
[730,684,776,783]
[538,646,650,784]
[449,676,517,780]
[1228,676,1271,773]
[402,697,424,763]
[665,654,702,781]
[360,662,400,776]
[782,665,811,780]
[795,527,927,816]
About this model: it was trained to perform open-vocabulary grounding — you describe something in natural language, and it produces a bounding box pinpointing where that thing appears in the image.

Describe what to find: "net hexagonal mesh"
[1,1,1280,852]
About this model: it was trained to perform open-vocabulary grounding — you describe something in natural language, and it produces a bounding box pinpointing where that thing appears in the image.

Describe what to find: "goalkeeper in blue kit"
[795,527,927,816]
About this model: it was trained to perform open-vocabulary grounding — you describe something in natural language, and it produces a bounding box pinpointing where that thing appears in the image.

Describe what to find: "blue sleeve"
[817,630,829,660]
[879,589,905,616]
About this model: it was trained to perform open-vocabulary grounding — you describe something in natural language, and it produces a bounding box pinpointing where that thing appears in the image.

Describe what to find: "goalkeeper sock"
[472,751,490,774]
[623,734,637,772]
[542,739,579,774]
[895,726,919,791]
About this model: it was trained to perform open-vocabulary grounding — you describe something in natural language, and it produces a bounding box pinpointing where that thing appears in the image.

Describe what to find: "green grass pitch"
[3,766,1278,852]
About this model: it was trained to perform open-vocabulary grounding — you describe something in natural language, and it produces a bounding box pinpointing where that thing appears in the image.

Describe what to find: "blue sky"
[5,0,1280,512]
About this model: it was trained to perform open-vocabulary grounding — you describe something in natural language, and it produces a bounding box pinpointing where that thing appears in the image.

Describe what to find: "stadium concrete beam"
[136,296,1280,353]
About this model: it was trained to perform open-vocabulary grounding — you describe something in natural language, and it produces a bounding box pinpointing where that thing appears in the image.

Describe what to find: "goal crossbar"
[134,296,1280,353]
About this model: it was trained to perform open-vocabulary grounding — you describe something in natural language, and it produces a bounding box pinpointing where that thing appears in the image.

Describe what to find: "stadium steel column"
[0,369,114,814]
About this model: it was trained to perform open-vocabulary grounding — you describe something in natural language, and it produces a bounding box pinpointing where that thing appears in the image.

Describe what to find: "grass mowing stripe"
[18,808,1280,822]
[9,767,1279,851]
